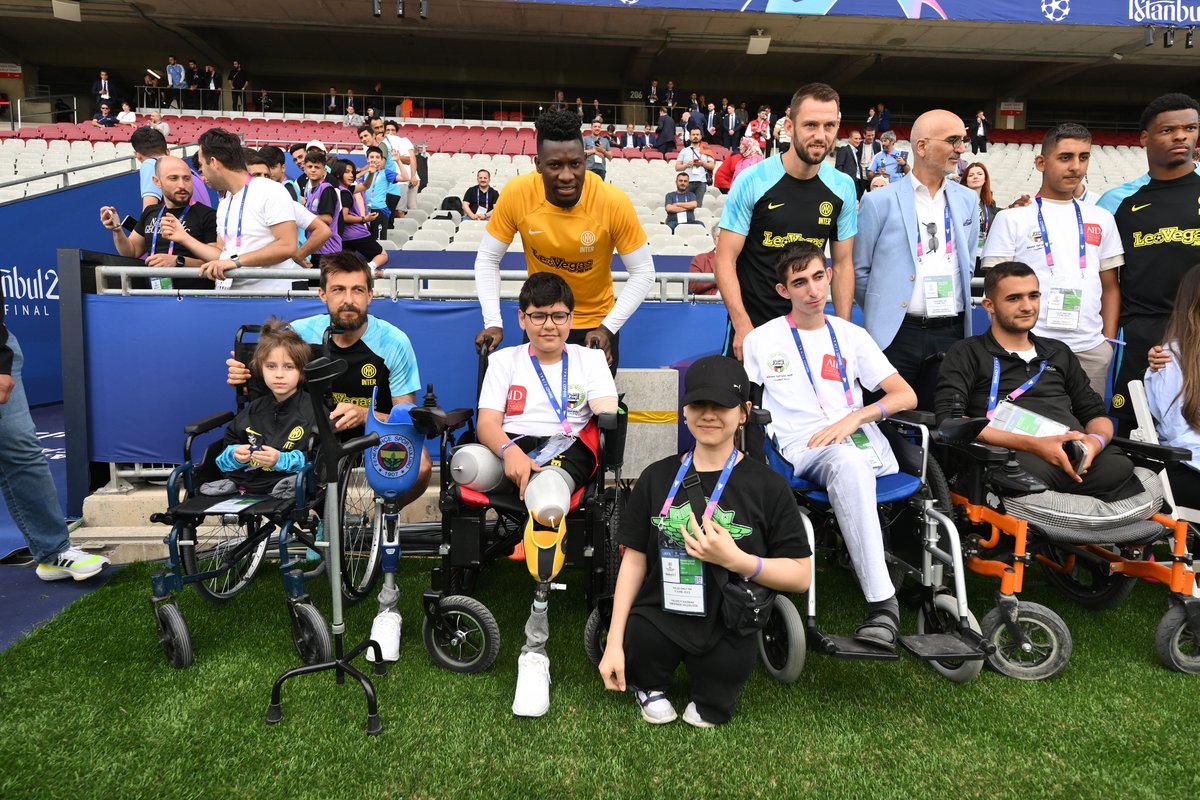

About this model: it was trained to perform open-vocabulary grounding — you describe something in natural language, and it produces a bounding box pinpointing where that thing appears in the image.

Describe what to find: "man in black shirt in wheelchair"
[935,260,1138,501]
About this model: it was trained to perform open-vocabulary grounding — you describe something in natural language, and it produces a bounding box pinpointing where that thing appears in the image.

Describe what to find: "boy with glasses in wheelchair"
[742,242,918,651]
[453,272,618,717]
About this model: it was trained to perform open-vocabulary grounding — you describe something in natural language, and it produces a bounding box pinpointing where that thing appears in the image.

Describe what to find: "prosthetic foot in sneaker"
[365,611,402,662]
[512,652,551,717]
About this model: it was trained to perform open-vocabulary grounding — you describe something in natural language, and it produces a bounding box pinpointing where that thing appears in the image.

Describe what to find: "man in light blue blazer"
[852,109,980,410]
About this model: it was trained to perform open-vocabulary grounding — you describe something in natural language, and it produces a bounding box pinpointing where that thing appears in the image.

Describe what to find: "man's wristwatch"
[231,254,241,269]
[175,255,186,268]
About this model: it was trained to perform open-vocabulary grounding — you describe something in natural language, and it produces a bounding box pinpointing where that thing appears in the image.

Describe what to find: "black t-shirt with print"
[135,202,217,258]
[617,452,810,653]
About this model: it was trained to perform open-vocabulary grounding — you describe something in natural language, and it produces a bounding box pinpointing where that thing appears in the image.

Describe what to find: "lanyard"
[150,202,192,256]
[915,201,954,258]
[674,192,686,205]
[528,347,573,435]
[223,176,251,252]
[788,315,854,414]
[659,448,738,521]
[478,187,489,212]
[1034,196,1086,275]
[986,356,1048,419]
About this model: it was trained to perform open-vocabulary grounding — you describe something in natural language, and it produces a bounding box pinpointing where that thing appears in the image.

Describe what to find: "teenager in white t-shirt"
[743,242,917,651]
[384,119,419,210]
[459,273,617,718]
[173,128,299,293]
[982,124,1123,397]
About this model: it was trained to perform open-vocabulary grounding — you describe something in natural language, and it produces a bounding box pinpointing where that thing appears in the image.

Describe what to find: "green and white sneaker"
[36,547,110,582]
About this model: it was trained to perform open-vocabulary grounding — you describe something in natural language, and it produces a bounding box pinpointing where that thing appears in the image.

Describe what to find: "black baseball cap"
[681,355,750,408]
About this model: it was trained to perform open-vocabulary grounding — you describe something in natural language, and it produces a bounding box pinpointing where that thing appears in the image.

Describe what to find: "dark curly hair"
[535,109,584,151]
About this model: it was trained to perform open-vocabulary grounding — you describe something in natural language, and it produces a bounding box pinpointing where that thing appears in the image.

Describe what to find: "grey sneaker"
[634,689,677,724]
[682,702,715,729]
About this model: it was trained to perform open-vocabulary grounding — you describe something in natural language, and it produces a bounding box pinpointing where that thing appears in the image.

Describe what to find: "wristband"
[874,402,887,421]
[1087,433,1106,452]
[745,555,763,581]
[500,435,524,454]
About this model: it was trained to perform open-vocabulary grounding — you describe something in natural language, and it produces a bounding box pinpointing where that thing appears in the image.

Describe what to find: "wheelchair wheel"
[422,595,500,674]
[338,453,382,603]
[602,486,628,596]
[916,593,983,684]
[584,606,608,667]
[980,601,1072,681]
[290,602,332,665]
[180,517,270,603]
[1154,603,1200,673]
[1038,544,1138,611]
[757,595,806,684]
[154,603,193,670]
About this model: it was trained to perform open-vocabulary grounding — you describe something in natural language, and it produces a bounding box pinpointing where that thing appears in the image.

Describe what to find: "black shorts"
[343,235,383,261]
[510,434,597,490]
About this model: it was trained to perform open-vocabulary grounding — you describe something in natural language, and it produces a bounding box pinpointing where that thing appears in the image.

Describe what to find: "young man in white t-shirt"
[462,273,617,718]
[982,123,1123,397]
[178,128,299,293]
[743,242,917,651]
[383,119,419,211]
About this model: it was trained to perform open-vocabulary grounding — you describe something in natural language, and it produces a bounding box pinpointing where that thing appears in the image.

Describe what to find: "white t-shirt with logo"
[744,315,899,475]
[981,197,1123,350]
[216,176,298,291]
[478,343,616,437]
[676,145,714,183]
[385,134,415,165]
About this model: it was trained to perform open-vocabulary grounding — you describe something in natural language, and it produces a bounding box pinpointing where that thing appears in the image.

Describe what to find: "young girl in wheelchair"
[598,356,812,727]
[1145,264,1200,500]
[203,318,317,498]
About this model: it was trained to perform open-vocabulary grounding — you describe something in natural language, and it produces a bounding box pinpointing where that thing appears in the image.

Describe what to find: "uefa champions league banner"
[524,0,1200,27]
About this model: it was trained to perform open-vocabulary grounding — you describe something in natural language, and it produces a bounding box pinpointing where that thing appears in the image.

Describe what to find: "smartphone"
[1063,439,1088,473]
[121,214,138,233]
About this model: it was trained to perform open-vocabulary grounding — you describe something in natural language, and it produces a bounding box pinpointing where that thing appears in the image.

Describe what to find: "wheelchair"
[148,328,328,669]
[758,404,993,684]
[412,342,628,674]
[940,401,1200,679]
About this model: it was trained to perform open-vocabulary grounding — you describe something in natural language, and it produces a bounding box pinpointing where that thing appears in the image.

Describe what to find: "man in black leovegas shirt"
[99,155,218,289]
[1098,93,1200,425]
[935,261,1137,501]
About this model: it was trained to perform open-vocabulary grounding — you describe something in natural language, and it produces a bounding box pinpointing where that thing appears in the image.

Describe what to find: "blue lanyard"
[478,188,489,212]
[528,347,573,435]
[987,356,1048,419]
[150,202,191,257]
[674,192,686,205]
[223,176,251,252]
[915,201,954,258]
[788,315,854,416]
[1034,196,1087,275]
[659,448,738,521]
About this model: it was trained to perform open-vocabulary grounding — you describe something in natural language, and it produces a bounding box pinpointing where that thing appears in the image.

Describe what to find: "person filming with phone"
[933,261,1140,501]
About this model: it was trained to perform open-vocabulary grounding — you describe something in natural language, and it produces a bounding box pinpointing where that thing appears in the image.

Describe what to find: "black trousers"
[971,136,988,154]
[876,316,965,412]
[1112,313,1168,430]
[1014,446,1138,503]
[1166,463,1200,508]
[623,614,758,725]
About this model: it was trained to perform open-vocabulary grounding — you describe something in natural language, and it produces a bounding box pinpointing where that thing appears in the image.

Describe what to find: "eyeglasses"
[523,311,571,325]
[923,222,940,254]
[929,135,967,148]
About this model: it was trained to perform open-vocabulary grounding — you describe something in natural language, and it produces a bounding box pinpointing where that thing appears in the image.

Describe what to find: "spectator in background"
[141,74,162,109]
[675,127,715,207]
[713,145,742,194]
[183,60,202,110]
[200,65,220,111]
[747,106,771,152]
[359,145,398,239]
[735,102,748,127]
[463,169,499,221]
[592,98,602,122]
[289,143,308,173]
[970,110,991,154]
[383,119,419,213]
[868,174,890,192]
[368,81,384,117]
[345,89,358,112]
[100,155,218,285]
[132,127,169,210]
[575,97,585,120]
[300,150,343,268]
[91,103,118,128]
[617,123,638,150]
[584,120,612,181]
[331,159,389,272]
[251,146,334,263]
[688,224,720,295]
[116,100,137,127]
[344,104,365,128]
[92,69,113,111]
[875,103,891,132]
[732,137,763,181]
[644,123,657,150]
[867,131,908,184]
[722,104,741,149]
[703,102,719,144]
[325,87,342,116]
[664,172,697,232]
[257,88,273,114]
[963,162,998,255]
[166,56,185,107]
[227,60,248,111]
[773,113,791,155]
[148,111,169,137]
[654,107,677,156]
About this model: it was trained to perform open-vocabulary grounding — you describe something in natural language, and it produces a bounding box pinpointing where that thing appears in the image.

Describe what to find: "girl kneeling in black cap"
[598,355,812,727]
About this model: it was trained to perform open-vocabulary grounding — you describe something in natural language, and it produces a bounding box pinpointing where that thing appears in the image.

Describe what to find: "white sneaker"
[365,611,402,662]
[682,702,715,729]
[36,547,110,582]
[634,689,677,724]
[512,651,551,717]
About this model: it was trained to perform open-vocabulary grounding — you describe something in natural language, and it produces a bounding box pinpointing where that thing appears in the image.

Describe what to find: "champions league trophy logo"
[1041,0,1071,22]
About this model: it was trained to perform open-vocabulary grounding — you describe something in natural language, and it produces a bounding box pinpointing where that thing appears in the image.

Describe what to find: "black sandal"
[853,609,899,651]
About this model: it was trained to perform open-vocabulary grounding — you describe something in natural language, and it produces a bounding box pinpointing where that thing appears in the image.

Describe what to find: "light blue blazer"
[853,176,980,349]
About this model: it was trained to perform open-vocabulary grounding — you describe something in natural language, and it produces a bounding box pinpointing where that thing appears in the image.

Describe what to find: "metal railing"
[12,94,79,130]
[135,86,622,125]
[0,144,195,198]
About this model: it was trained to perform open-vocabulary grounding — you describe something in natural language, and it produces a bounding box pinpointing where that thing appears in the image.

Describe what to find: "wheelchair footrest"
[898,633,987,661]
[813,632,900,661]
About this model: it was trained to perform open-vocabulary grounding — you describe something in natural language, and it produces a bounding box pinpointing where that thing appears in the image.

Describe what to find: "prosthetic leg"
[366,500,402,662]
